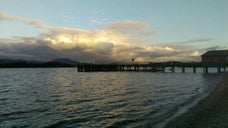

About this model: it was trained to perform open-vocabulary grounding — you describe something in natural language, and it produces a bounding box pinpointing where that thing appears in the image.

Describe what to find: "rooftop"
[201,50,228,56]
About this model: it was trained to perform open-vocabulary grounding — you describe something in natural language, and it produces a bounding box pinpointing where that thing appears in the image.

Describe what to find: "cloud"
[0,11,218,63]
[204,46,225,51]
[154,42,194,50]
[190,51,200,56]
[0,12,12,20]
[19,18,47,28]
[0,30,186,63]
[90,19,103,25]
[107,20,160,35]
[39,23,182,62]
[182,38,215,44]
[0,11,47,28]
[60,12,75,20]
[90,18,109,25]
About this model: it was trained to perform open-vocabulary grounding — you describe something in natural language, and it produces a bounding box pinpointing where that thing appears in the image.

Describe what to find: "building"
[201,50,228,64]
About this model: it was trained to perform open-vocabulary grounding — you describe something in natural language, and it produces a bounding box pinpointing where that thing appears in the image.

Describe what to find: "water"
[0,68,223,128]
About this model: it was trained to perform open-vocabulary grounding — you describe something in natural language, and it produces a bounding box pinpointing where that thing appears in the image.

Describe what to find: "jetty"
[77,62,228,73]
[78,50,228,73]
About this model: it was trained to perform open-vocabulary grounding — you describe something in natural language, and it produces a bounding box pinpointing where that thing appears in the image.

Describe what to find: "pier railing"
[77,62,228,73]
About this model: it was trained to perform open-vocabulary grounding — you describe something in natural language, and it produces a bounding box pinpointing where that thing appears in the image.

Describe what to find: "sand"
[165,72,228,128]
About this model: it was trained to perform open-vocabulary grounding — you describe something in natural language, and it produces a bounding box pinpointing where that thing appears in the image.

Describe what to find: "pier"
[78,62,228,73]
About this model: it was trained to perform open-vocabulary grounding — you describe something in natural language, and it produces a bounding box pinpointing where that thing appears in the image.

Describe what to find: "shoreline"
[164,72,228,128]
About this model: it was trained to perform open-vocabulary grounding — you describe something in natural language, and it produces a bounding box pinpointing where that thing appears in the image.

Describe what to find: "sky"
[0,0,227,63]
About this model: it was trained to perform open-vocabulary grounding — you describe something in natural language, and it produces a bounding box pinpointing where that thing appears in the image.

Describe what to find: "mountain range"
[0,58,80,68]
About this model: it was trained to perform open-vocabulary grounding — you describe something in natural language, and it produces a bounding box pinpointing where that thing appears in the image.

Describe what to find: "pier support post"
[204,67,208,73]
[193,67,196,73]
[121,65,124,71]
[146,65,148,71]
[171,67,175,73]
[128,66,131,71]
[143,66,146,71]
[182,67,185,73]
[217,67,221,73]
[162,67,165,73]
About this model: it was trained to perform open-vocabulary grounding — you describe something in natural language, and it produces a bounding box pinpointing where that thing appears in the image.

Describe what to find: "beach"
[165,72,228,128]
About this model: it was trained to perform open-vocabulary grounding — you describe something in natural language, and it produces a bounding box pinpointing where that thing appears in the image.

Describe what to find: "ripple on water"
[0,69,223,128]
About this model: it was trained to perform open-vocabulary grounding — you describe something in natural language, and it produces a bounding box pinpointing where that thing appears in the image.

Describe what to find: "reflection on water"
[0,68,223,128]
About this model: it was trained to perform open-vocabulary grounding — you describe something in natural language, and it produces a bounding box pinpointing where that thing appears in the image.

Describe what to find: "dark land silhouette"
[0,58,80,68]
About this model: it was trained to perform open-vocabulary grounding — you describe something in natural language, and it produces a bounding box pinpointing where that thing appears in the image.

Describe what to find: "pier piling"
[193,67,196,73]
[182,67,185,73]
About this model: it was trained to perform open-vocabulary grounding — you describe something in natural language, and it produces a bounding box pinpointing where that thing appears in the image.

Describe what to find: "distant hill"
[0,59,25,64]
[51,58,80,66]
[0,58,80,68]
[0,59,43,64]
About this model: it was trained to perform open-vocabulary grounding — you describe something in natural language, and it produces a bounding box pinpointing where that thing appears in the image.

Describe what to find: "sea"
[0,68,225,128]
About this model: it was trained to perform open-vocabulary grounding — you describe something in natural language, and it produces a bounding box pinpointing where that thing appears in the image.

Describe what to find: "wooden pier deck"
[78,62,228,73]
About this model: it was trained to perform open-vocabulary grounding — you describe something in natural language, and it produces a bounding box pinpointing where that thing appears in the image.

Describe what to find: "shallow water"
[0,68,223,128]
